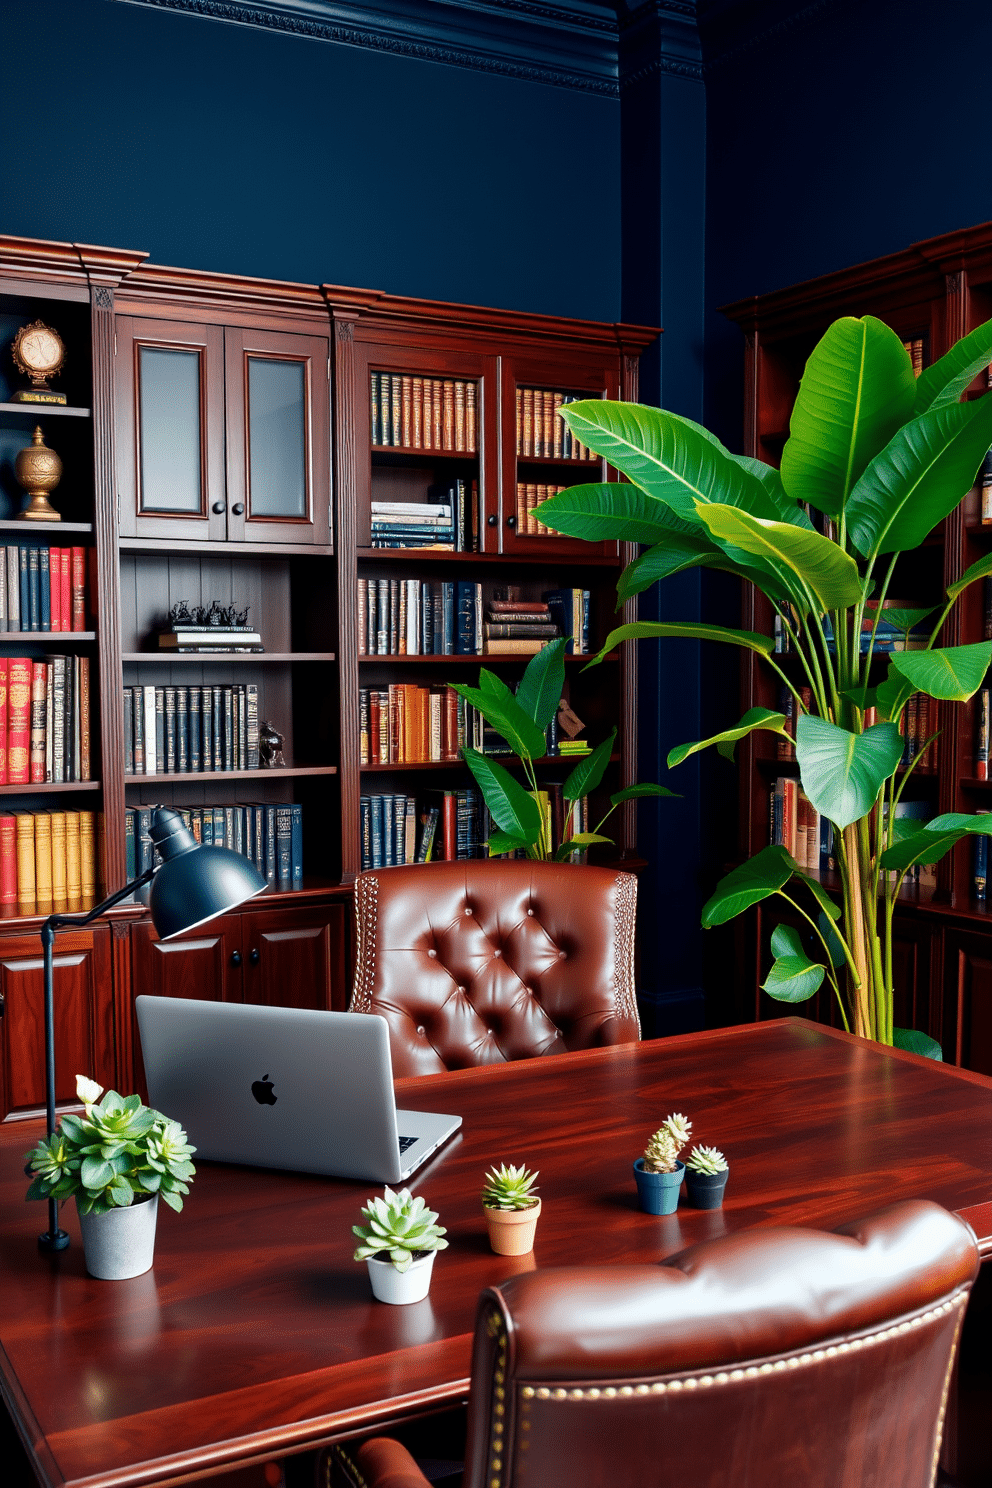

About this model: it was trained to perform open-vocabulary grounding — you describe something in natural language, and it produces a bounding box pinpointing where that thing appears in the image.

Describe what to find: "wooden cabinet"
[942,927,992,1076]
[0,925,114,1122]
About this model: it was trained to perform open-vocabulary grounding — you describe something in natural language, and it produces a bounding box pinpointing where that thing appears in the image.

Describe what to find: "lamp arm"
[42,867,157,937]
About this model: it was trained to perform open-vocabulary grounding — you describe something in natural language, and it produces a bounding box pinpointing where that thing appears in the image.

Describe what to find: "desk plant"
[449,637,674,859]
[481,1162,541,1254]
[25,1074,196,1279]
[353,1186,448,1304]
[684,1145,729,1210]
[634,1112,691,1214]
[534,315,992,1056]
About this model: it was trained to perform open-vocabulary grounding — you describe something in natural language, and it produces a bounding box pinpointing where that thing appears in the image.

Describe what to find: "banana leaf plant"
[533,314,992,1056]
[448,637,675,860]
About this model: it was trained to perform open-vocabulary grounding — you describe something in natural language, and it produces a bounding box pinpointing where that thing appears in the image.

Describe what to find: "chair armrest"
[328,1438,432,1488]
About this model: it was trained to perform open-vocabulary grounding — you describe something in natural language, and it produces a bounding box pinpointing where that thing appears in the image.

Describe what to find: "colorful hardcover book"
[16,813,35,907]
[64,811,81,902]
[275,805,293,885]
[79,810,96,901]
[7,657,31,784]
[50,810,67,908]
[59,548,71,634]
[78,656,90,781]
[71,548,86,630]
[29,660,47,783]
[39,547,50,631]
[290,803,303,888]
[0,813,15,905]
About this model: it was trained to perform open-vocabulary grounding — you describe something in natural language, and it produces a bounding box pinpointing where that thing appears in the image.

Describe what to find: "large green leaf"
[879,812,992,873]
[695,503,864,611]
[554,833,613,861]
[701,844,796,927]
[590,620,775,668]
[873,664,916,723]
[762,924,825,1003]
[914,317,992,415]
[846,394,992,557]
[556,401,799,526]
[563,730,617,801]
[532,483,688,545]
[888,642,992,701]
[462,750,543,844]
[795,716,903,829]
[488,830,532,857]
[448,683,546,759]
[615,529,798,608]
[947,549,992,602]
[515,638,567,732]
[609,783,679,804]
[667,707,790,768]
[865,604,936,632]
[792,868,842,924]
[780,316,917,517]
[892,1027,943,1061]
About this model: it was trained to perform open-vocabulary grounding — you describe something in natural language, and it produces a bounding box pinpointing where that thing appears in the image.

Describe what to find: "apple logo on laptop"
[251,1073,277,1106]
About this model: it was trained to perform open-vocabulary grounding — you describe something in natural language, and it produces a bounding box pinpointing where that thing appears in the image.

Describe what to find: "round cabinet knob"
[249,948,260,966]
[232,502,245,515]
[506,515,517,529]
[230,950,242,967]
[212,501,226,514]
[486,514,497,528]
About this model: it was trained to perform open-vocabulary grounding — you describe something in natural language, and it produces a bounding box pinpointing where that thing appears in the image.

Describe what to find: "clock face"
[20,329,62,372]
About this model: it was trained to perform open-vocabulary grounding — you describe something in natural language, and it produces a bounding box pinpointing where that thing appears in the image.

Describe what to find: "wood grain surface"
[2,1018,991,1488]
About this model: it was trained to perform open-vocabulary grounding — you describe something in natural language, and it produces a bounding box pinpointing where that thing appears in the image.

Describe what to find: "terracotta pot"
[483,1197,541,1255]
[77,1194,158,1280]
[366,1250,435,1304]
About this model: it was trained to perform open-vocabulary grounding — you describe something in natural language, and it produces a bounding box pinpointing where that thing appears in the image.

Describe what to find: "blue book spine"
[441,581,455,655]
[136,807,153,874]
[290,804,303,887]
[265,804,276,882]
[422,583,434,654]
[27,547,40,631]
[360,796,371,872]
[382,794,394,867]
[393,794,406,865]
[543,589,573,652]
[213,805,225,849]
[370,795,384,869]
[125,808,136,880]
[39,547,50,631]
[201,806,214,847]
[581,590,590,653]
[974,833,988,902]
[370,373,381,446]
[455,580,475,655]
[189,687,202,771]
[275,806,292,884]
[19,546,30,630]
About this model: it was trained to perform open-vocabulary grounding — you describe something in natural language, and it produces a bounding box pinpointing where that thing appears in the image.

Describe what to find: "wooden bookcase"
[0,237,655,1121]
[721,219,992,1074]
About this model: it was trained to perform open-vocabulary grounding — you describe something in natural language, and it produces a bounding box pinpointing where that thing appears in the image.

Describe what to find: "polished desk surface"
[2,1018,992,1488]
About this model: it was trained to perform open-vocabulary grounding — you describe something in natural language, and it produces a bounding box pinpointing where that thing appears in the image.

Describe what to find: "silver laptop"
[135,997,461,1183]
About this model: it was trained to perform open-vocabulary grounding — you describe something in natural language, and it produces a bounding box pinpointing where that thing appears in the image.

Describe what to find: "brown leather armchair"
[327,1199,978,1488]
[350,861,639,1078]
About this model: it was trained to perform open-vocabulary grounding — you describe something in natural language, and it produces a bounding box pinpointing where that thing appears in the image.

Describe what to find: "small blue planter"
[633,1158,684,1215]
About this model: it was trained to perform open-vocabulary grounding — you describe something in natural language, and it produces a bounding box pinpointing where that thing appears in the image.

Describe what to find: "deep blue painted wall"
[0,0,620,320]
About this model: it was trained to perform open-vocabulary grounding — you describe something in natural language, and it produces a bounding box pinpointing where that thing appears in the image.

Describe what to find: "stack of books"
[0,808,100,913]
[370,500,454,549]
[157,624,263,654]
[1,655,91,784]
[483,599,559,655]
[122,684,260,774]
[126,803,302,889]
[0,544,88,632]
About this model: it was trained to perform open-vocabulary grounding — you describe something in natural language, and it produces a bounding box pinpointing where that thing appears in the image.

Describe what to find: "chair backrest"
[463,1200,978,1488]
[350,861,639,1077]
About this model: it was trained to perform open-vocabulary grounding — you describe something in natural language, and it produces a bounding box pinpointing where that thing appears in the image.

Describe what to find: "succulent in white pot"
[353,1186,448,1304]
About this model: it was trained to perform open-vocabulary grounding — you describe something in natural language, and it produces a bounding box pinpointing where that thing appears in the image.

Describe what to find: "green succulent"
[352,1186,448,1273]
[481,1162,540,1211]
[642,1128,680,1174]
[686,1145,728,1176]
[25,1076,196,1216]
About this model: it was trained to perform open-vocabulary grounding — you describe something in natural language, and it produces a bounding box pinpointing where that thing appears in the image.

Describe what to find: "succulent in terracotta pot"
[481,1163,541,1255]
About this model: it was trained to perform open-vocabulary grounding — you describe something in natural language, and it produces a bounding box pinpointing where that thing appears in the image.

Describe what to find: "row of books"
[0,809,100,912]
[125,803,302,888]
[370,374,477,453]
[902,338,925,376]
[357,582,590,657]
[973,812,992,900]
[0,656,91,785]
[122,684,260,775]
[774,604,930,655]
[769,777,833,872]
[360,683,567,766]
[360,786,590,870]
[0,544,88,633]
[515,389,594,460]
[515,483,566,537]
[777,686,937,774]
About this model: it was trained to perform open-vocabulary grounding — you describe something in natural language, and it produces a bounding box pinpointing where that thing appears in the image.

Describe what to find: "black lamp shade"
[147,808,267,940]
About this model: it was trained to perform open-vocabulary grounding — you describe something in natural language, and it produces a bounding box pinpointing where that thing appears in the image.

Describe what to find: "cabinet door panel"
[129,917,242,1097]
[944,929,992,1074]
[0,927,114,1122]
[115,316,226,541]
[225,328,330,546]
[241,904,347,1011]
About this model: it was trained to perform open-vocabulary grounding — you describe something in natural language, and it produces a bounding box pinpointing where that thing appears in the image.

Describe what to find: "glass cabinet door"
[225,328,330,546]
[115,317,226,541]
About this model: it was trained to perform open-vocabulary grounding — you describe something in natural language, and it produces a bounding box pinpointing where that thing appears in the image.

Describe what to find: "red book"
[0,814,16,907]
[60,549,71,633]
[71,547,86,631]
[6,658,32,785]
[49,548,61,632]
[0,658,7,783]
[442,791,457,861]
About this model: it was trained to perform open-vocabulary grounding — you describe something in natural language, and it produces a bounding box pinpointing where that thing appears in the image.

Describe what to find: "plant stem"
[840,822,873,1036]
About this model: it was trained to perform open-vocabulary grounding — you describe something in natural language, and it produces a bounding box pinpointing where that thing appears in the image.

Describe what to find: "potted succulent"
[684,1145,730,1209]
[352,1186,448,1304]
[481,1162,541,1255]
[633,1113,691,1214]
[25,1074,196,1280]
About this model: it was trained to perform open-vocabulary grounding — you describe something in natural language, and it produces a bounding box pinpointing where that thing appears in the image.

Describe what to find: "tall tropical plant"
[534,314,992,1054]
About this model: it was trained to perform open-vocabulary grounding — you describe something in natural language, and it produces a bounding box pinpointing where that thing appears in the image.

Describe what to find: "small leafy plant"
[686,1145,728,1175]
[352,1186,448,1272]
[642,1113,692,1173]
[449,637,674,859]
[481,1162,540,1211]
[25,1075,196,1216]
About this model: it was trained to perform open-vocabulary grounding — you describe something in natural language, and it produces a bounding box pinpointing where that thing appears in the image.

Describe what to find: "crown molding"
[112,0,623,93]
[618,1,702,85]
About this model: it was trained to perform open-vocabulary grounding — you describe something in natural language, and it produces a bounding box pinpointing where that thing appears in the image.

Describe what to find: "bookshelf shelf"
[0,402,91,417]
[360,753,618,773]
[357,547,622,568]
[118,537,334,558]
[0,520,93,535]
[370,446,477,462]
[0,631,96,644]
[1,780,102,796]
[121,652,336,663]
[124,765,338,784]
[517,455,601,469]
[358,652,616,665]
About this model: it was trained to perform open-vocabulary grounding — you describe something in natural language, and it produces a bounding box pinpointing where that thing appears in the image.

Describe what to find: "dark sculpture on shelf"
[167,601,251,629]
[259,721,286,768]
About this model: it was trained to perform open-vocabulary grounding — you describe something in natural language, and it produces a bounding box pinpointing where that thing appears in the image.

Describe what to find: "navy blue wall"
[1,0,620,320]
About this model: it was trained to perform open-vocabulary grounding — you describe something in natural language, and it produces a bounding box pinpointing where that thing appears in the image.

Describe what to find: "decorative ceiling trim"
[112,0,623,93]
[618,1,703,88]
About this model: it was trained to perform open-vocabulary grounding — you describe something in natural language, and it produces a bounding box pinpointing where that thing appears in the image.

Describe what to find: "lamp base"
[38,1228,70,1253]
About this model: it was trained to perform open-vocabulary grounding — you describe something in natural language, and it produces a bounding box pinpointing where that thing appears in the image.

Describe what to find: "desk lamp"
[38,806,267,1253]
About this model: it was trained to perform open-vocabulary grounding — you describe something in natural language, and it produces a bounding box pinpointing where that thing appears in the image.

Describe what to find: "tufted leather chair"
[349,861,639,1079]
[327,1199,979,1488]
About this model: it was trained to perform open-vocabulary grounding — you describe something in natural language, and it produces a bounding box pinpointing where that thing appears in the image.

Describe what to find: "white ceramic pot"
[77,1195,159,1280]
[366,1250,435,1304]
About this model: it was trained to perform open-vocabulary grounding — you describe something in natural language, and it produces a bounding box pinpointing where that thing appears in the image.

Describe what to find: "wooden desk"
[2,1018,992,1488]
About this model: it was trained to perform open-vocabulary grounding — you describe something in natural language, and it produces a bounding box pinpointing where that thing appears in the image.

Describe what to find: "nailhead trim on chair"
[486,1308,509,1488]
[352,875,379,1016]
[612,872,638,1029]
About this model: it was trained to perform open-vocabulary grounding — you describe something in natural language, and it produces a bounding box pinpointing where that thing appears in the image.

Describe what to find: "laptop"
[135,997,462,1184]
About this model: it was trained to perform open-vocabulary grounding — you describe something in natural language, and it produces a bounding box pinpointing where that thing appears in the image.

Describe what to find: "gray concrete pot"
[77,1195,159,1280]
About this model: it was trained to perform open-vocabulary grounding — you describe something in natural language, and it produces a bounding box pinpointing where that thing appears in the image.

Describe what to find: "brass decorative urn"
[15,425,63,522]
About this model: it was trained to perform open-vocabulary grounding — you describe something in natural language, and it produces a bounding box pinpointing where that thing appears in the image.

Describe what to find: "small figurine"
[205,600,226,627]
[170,600,193,627]
[259,721,286,768]
[234,605,250,626]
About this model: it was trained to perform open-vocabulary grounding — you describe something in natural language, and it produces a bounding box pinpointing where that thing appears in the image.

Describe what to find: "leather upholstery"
[328,1199,978,1488]
[350,861,639,1078]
